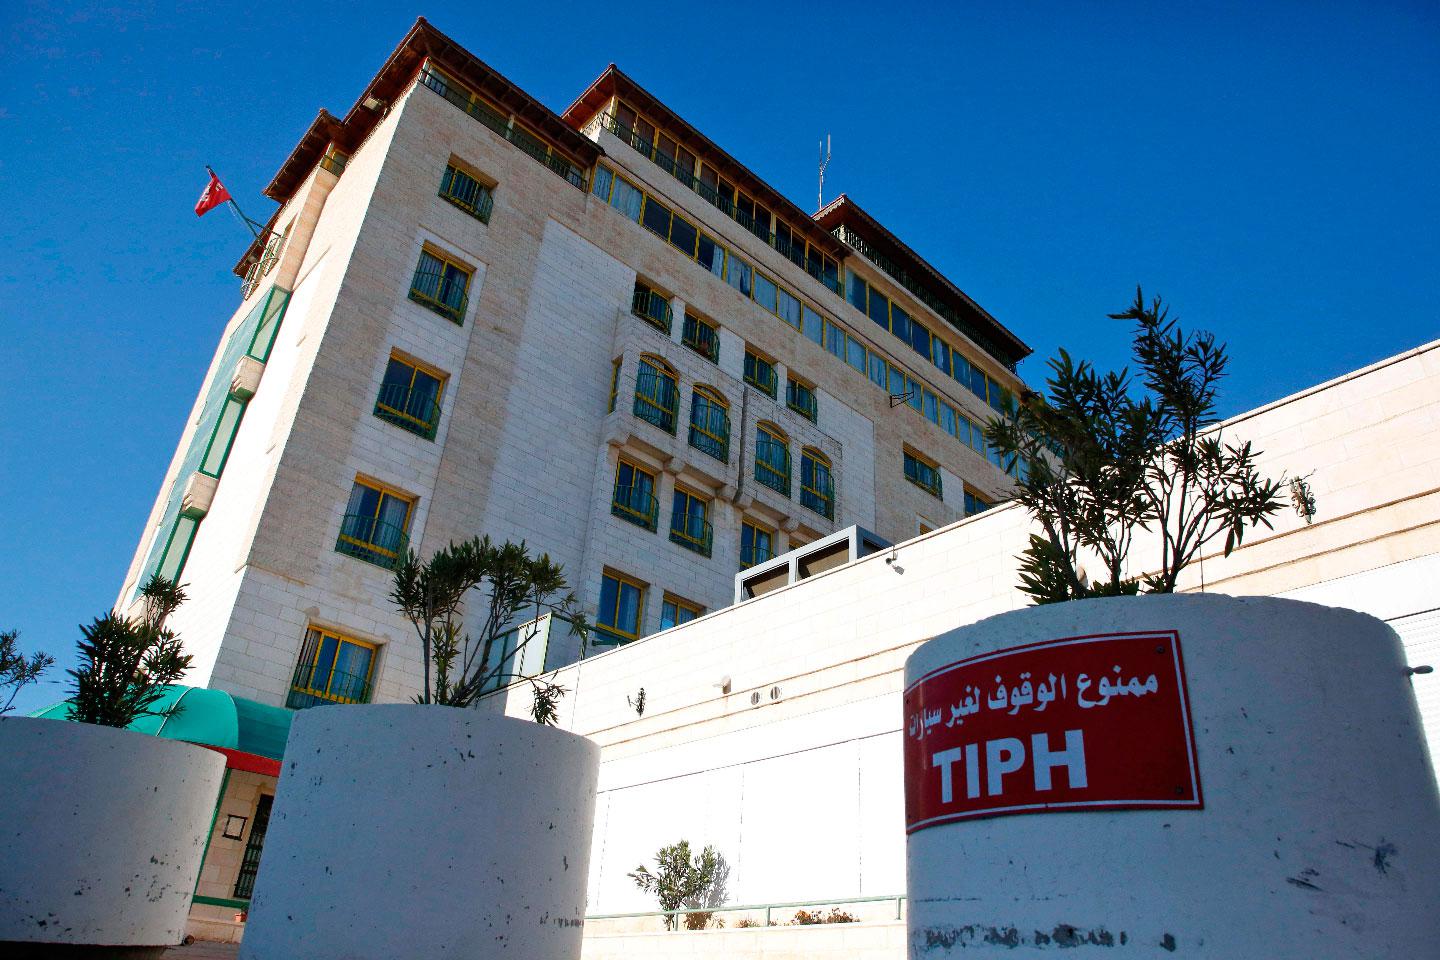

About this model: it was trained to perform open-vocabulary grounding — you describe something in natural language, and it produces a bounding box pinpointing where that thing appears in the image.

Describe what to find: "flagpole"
[206,165,264,239]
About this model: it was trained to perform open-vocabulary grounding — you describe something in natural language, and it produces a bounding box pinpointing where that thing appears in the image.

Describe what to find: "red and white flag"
[195,171,232,217]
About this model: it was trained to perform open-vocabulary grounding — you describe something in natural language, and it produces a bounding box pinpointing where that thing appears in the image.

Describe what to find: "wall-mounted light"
[222,815,248,840]
[362,95,387,112]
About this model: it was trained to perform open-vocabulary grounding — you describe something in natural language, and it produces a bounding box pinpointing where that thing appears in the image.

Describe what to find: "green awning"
[31,685,292,762]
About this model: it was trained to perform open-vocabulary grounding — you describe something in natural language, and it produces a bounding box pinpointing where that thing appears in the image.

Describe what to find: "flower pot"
[0,717,226,955]
[238,705,600,960]
[904,594,1440,957]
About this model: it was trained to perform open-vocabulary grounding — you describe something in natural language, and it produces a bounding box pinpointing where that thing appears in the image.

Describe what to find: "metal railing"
[439,180,494,224]
[633,367,678,433]
[669,512,714,557]
[786,382,818,422]
[688,406,729,463]
[904,457,942,498]
[419,64,585,190]
[740,543,774,569]
[745,361,778,399]
[754,440,791,497]
[801,472,835,520]
[408,268,468,324]
[611,484,658,531]
[586,893,906,927]
[598,112,842,295]
[374,383,441,440]
[631,287,673,334]
[681,315,719,362]
[335,513,409,569]
[286,662,374,709]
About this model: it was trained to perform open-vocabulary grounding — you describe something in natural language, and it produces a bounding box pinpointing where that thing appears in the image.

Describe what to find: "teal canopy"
[31,685,292,761]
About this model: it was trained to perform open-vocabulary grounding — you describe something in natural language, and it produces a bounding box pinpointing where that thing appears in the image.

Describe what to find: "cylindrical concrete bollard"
[0,717,226,953]
[904,595,1440,957]
[238,705,600,960]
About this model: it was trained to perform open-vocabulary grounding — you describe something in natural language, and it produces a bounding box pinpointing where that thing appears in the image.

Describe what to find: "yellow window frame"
[801,448,833,511]
[661,593,704,629]
[612,457,658,527]
[608,356,621,413]
[376,351,448,432]
[755,421,790,488]
[689,384,729,447]
[741,519,775,569]
[340,476,415,559]
[634,353,679,424]
[292,626,377,704]
[599,569,647,642]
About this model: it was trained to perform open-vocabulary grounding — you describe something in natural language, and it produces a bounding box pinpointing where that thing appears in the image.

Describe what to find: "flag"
[195,172,232,217]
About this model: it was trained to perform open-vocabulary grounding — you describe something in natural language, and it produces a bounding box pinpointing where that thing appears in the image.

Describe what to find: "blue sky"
[1,1,1436,712]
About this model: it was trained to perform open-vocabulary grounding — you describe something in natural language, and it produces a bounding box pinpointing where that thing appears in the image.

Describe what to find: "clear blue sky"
[2,1,1436,712]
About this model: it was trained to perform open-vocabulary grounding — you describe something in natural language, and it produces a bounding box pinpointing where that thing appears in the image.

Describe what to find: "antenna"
[818,134,831,209]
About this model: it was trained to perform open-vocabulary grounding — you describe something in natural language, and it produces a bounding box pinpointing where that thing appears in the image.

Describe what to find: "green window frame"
[287,626,377,709]
[633,355,679,433]
[596,571,646,646]
[800,448,834,519]
[409,247,471,324]
[688,387,730,462]
[374,354,446,440]
[611,458,659,531]
[336,478,413,569]
[741,520,775,569]
[904,450,943,499]
[744,350,777,399]
[754,423,791,497]
[439,162,494,223]
[669,487,713,557]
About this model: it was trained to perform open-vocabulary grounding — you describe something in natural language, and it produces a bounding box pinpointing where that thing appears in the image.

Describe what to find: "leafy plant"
[390,536,588,715]
[67,575,193,727]
[629,840,730,931]
[987,289,1290,602]
[792,908,858,925]
[0,631,54,715]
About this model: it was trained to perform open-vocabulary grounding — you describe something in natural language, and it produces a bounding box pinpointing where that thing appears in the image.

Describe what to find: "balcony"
[682,314,719,363]
[740,543,774,569]
[335,513,409,569]
[633,368,678,434]
[631,287,673,334]
[688,408,730,464]
[408,269,468,325]
[754,440,791,497]
[611,484,659,531]
[801,475,835,520]
[669,512,714,557]
[439,178,494,224]
[744,360,777,399]
[374,383,441,440]
[787,382,818,422]
[286,662,373,709]
[904,457,943,499]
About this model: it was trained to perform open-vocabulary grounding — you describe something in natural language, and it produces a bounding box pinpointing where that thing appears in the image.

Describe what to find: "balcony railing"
[440,181,494,224]
[904,458,943,498]
[688,407,729,463]
[419,64,586,191]
[754,440,791,497]
[669,512,714,557]
[408,268,468,324]
[631,288,673,334]
[633,368,678,433]
[801,475,835,520]
[286,662,373,709]
[598,112,842,296]
[787,383,818,422]
[374,383,442,440]
[611,483,658,531]
[335,513,409,569]
[682,315,719,363]
[740,543,774,569]
[745,362,777,399]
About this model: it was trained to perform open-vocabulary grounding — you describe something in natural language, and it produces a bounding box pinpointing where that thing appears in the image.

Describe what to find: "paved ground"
[161,942,241,959]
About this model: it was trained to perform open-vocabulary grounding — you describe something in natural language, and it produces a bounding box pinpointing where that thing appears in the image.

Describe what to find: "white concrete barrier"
[904,595,1440,956]
[239,705,600,960]
[0,717,226,950]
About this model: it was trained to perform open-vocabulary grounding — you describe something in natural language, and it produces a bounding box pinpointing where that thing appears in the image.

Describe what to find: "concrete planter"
[904,594,1440,957]
[239,704,600,960]
[0,716,226,955]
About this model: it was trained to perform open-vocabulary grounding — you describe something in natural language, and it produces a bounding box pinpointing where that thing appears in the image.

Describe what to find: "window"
[611,175,644,221]
[904,449,943,499]
[754,272,779,314]
[669,487,713,557]
[232,794,272,898]
[964,489,993,517]
[336,478,413,568]
[682,312,720,363]
[596,571,646,646]
[374,353,445,440]
[754,423,791,496]
[744,349,777,399]
[287,626,376,708]
[409,247,471,324]
[777,288,802,329]
[607,357,621,413]
[786,376,817,422]
[697,233,726,279]
[923,389,939,425]
[660,595,703,631]
[802,305,824,345]
[688,387,730,462]
[632,281,673,334]
[725,252,753,298]
[845,334,867,374]
[633,354,679,433]
[800,449,834,519]
[439,161,494,223]
[612,459,658,531]
[741,520,775,569]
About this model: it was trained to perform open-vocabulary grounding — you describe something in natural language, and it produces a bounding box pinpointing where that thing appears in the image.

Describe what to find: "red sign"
[904,631,1202,833]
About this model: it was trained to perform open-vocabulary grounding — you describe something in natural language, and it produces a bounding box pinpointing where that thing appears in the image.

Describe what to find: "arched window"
[800,448,833,519]
[633,354,678,433]
[754,422,791,497]
[688,386,730,462]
